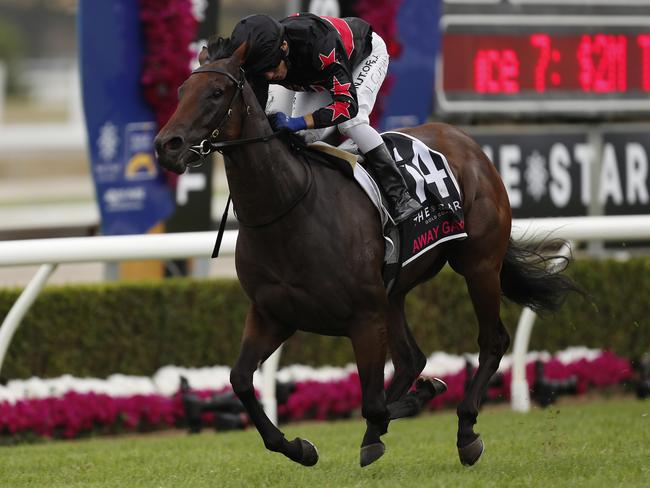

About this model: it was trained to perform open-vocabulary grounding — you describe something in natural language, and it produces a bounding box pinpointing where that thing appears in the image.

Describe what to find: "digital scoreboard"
[437,15,650,115]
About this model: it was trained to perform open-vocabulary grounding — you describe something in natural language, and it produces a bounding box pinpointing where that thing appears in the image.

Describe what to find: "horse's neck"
[224,84,307,226]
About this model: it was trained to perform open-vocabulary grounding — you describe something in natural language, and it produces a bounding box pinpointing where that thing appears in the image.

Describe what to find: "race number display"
[382,132,467,266]
[439,2,650,116]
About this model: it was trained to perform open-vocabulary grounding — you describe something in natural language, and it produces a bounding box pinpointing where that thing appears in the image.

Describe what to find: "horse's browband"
[190,66,244,87]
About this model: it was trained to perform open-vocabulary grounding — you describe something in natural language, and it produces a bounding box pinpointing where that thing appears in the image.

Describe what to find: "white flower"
[191,0,207,21]
[0,347,604,403]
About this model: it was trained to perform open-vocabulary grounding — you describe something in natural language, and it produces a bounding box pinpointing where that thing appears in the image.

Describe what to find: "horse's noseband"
[187,66,279,166]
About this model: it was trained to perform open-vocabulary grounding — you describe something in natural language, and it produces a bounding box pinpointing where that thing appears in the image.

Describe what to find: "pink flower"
[0,350,634,443]
[139,0,198,128]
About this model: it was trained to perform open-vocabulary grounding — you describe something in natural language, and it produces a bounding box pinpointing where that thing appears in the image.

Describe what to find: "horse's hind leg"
[229,306,318,467]
[450,259,510,466]
[349,313,390,467]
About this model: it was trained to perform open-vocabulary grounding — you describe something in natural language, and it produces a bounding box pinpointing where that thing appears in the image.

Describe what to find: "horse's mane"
[207,36,236,62]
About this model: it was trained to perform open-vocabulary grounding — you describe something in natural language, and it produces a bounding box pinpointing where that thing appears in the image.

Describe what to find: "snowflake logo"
[98,121,119,162]
[524,150,548,202]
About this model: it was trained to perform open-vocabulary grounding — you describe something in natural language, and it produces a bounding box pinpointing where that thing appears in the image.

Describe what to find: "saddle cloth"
[308,131,467,292]
[381,132,467,266]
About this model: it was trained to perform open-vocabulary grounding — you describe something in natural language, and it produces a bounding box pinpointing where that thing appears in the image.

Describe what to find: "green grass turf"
[0,397,648,488]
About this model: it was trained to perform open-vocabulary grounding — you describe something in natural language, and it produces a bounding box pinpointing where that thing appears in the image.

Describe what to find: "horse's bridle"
[186,66,280,167]
[185,65,313,231]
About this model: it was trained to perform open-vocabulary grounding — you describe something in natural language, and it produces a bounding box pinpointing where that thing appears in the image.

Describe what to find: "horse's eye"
[212,88,223,98]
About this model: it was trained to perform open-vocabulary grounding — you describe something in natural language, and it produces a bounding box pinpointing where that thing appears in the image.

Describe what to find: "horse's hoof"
[458,436,484,466]
[416,377,448,396]
[360,442,385,467]
[298,438,319,467]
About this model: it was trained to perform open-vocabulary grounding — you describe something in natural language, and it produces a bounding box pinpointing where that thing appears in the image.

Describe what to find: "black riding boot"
[365,143,422,223]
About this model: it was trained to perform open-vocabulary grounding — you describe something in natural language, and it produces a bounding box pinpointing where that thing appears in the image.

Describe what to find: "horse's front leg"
[385,296,427,406]
[229,306,318,466]
[350,312,390,467]
[454,267,510,466]
[383,296,447,421]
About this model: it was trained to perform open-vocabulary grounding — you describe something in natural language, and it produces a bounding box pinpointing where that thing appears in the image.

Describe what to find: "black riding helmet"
[231,14,286,75]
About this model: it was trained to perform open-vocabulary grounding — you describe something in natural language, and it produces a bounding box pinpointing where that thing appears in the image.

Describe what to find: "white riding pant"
[266,32,389,154]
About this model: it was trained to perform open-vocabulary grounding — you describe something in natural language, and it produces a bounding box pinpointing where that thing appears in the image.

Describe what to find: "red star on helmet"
[319,48,337,70]
[327,100,351,121]
[331,76,352,98]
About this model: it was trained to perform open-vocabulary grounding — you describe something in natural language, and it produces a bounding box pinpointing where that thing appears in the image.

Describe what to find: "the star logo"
[319,48,337,70]
[327,100,351,121]
[331,76,352,98]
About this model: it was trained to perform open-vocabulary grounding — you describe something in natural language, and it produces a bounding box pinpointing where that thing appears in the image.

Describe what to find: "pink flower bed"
[0,351,633,442]
[0,393,180,440]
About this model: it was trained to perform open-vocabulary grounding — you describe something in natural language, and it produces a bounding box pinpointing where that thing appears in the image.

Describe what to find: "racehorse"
[154,41,580,468]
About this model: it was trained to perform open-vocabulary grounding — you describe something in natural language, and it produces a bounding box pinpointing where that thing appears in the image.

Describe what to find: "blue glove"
[270,112,307,132]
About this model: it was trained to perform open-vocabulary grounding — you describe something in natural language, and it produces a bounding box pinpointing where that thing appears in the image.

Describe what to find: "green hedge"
[0,258,648,379]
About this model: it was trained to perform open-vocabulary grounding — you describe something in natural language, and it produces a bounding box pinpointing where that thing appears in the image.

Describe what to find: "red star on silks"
[327,100,351,121]
[331,76,352,98]
[319,48,337,70]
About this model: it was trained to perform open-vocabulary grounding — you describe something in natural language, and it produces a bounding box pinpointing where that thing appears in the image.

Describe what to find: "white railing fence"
[1,216,650,422]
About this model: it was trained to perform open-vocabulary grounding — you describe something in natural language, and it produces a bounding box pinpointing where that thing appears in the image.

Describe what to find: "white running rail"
[2,215,650,420]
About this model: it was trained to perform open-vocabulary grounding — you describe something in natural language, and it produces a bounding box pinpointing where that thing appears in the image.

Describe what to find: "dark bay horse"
[155,42,579,468]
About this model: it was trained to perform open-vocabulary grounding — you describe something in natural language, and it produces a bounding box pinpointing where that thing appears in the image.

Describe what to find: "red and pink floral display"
[139,0,198,129]
[0,349,633,442]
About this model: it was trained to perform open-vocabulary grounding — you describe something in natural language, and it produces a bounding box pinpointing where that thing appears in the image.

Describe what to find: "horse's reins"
[184,65,313,256]
[187,66,281,165]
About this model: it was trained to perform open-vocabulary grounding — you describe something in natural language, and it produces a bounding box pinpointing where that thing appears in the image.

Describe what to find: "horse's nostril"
[165,136,184,151]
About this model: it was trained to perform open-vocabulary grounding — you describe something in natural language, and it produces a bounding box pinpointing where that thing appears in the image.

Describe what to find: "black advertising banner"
[474,132,588,218]
[470,128,650,218]
[600,132,650,216]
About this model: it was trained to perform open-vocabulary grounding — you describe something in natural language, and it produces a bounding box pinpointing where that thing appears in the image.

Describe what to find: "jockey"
[228,13,422,224]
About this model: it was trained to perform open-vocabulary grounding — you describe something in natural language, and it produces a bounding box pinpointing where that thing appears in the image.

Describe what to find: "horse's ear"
[198,46,209,66]
[230,41,249,67]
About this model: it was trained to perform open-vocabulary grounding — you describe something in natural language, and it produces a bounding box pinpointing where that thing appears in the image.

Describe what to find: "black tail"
[500,239,582,313]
